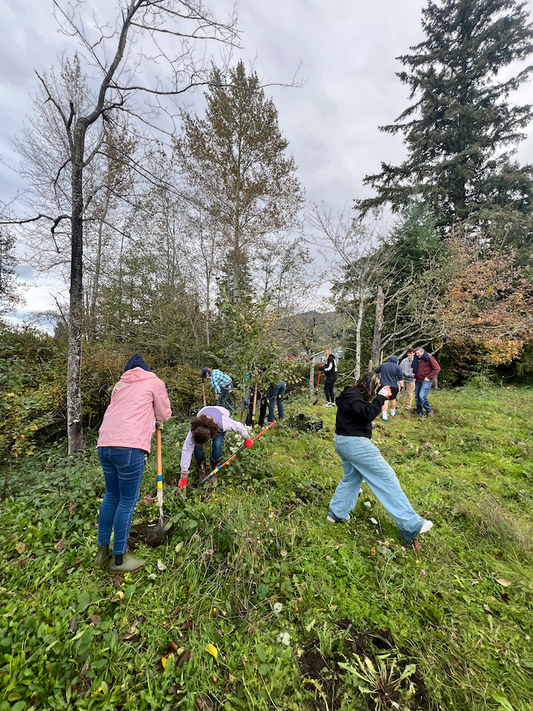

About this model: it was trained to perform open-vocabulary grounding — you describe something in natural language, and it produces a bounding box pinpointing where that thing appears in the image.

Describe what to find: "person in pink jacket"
[94,354,171,573]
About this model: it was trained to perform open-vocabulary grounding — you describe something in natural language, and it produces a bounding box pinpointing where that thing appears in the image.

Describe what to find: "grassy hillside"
[1,385,533,711]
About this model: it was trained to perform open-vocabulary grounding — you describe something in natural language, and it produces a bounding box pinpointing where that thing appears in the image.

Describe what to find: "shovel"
[146,423,173,546]
[195,421,276,488]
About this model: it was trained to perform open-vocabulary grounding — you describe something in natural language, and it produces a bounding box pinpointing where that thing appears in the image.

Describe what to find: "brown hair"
[355,371,382,401]
[190,415,219,444]
[407,348,415,354]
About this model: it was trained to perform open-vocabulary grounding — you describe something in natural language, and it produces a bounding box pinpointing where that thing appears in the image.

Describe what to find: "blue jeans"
[268,381,286,422]
[329,435,425,543]
[219,386,233,413]
[97,447,145,555]
[194,432,225,463]
[415,380,432,415]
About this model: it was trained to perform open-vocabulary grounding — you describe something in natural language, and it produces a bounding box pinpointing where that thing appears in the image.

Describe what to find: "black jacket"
[335,386,386,439]
[320,354,337,378]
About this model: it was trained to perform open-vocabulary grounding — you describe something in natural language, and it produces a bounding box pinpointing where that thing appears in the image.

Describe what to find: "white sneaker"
[327,514,350,523]
[382,414,388,421]
[419,520,433,534]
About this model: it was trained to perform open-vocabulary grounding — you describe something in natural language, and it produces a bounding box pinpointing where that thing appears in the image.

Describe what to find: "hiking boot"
[109,552,146,574]
[94,545,111,567]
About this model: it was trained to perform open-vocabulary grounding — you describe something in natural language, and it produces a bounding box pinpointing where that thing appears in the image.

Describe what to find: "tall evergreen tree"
[357,0,533,223]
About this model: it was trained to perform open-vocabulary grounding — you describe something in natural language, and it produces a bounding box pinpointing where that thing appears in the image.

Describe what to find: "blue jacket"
[375,356,404,387]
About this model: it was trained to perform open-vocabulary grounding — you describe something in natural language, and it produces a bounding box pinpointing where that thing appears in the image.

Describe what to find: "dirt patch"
[298,650,343,711]
[299,621,429,711]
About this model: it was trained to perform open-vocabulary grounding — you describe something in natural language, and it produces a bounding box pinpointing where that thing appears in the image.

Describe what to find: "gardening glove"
[179,471,189,488]
[245,439,253,449]
[378,386,392,398]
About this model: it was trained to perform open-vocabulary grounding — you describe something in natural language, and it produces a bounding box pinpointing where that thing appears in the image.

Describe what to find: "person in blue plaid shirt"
[202,367,233,412]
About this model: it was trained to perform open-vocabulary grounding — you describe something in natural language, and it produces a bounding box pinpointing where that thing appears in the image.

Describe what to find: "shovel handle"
[197,421,276,487]
[156,424,163,508]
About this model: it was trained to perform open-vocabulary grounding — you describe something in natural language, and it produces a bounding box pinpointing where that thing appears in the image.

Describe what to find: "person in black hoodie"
[327,371,433,543]
[320,348,337,407]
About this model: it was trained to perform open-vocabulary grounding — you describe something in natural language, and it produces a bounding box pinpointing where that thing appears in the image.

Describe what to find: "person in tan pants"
[398,349,416,411]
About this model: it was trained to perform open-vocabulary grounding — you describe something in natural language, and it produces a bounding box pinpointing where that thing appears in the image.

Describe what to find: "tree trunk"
[309,359,315,398]
[354,288,365,380]
[371,284,385,365]
[67,133,85,454]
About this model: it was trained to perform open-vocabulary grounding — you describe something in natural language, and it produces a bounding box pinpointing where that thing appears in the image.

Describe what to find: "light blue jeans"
[415,380,432,415]
[329,435,425,543]
[97,447,145,555]
[268,381,286,422]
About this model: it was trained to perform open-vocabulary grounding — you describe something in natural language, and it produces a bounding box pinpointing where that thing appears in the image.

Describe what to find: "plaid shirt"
[210,369,232,395]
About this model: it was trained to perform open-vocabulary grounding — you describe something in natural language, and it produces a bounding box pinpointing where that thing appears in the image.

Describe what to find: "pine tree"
[358,0,533,223]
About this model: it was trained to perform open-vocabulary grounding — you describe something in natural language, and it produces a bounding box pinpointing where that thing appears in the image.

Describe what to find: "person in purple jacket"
[374,356,404,421]
[179,405,253,487]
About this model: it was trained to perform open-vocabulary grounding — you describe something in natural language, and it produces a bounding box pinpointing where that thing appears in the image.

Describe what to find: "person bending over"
[374,355,404,420]
[180,405,253,487]
[327,371,433,544]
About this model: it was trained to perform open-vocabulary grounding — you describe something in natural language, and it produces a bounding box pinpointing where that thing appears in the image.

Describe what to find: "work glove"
[179,471,189,488]
[245,439,253,449]
[378,386,392,398]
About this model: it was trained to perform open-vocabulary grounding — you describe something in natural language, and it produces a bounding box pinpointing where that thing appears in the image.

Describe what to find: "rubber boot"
[109,551,146,574]
[196,455,208,486]
[209,457,221,486]
[94,544,111,567]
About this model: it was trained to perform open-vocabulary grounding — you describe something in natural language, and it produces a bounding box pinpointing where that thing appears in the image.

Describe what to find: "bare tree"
[2,1,238,453]
[307,204,390,379]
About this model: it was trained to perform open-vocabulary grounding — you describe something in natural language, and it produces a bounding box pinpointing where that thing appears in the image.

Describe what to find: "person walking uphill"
[374,356,404,420]
[327,371,433,544]
[95,354,172,573]
[320,349,337,407]
[413,347,441,417]
[180,405,253,487]
[202,367,233,412]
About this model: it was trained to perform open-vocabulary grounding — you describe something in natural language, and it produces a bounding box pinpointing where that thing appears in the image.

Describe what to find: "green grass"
[1,385,533,711]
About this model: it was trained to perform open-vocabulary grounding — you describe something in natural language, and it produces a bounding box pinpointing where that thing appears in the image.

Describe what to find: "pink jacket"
[97,367,172,453]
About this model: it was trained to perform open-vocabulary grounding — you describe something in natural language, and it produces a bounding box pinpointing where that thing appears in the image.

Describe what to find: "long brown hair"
[190,414,219,444]
[354,371,381,401]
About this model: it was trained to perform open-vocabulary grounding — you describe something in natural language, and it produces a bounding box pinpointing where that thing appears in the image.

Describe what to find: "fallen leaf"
[496,578,512,587]
[54,538,66,551]
[167,641,178,653]
[204,643,218,660]
[174,541,184,554]
[215,629,223,636]
[370,547,377,556]
[111,590,125,603]
[483,604,492,614]
[197,695,214,711]
[90,614,101,625]
[413,540,423,550]
[69,615,78,633]
[68,504,77,513]
[370,517,378,525]
[280,550,288,557]
[177,649,192,667]
[80,659,90,678]
[157,559,167,572]
[118,632,140,643]
[161,655,169,669]
[15,542,26,555]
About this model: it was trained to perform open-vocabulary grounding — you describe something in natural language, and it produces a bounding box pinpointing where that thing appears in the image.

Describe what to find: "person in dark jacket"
[374,355,404,420]
[320,349,337,407]
[413,347,441,417]
[327,371,433,543]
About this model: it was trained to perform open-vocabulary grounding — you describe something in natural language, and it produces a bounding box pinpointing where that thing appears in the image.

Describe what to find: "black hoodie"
[335,386,386,439]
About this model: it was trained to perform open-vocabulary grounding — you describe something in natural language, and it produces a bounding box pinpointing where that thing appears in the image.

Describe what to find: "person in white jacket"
[180,405,253,486]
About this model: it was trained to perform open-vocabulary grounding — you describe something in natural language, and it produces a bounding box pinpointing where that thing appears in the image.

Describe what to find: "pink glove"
[245,439,253,449]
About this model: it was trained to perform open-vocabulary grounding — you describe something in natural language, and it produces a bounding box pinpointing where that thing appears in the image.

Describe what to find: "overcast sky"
[2,0,533,322]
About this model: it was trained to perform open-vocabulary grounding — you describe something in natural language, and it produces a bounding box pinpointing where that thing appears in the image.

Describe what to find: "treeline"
[2,0,533,464]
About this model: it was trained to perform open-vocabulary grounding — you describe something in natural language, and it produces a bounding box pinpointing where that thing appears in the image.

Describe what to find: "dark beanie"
[124,354,151,372]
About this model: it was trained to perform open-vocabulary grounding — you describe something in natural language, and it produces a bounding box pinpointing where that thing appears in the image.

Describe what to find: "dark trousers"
[324,376,337,403]
[246,389,269,426]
